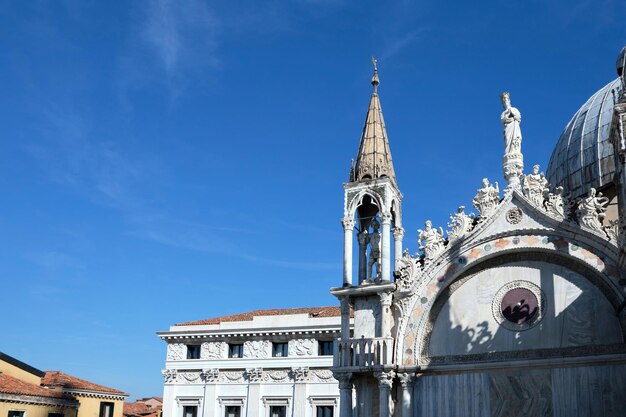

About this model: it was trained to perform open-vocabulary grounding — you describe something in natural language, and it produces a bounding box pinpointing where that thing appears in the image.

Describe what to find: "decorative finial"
[371,56,380,89]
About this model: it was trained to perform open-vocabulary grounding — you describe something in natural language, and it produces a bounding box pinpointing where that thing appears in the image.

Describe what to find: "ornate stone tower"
[332,59,403,417]
[612,45,626,270]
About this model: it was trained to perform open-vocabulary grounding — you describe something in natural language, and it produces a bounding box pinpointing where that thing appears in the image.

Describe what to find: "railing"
[333,337,394,369]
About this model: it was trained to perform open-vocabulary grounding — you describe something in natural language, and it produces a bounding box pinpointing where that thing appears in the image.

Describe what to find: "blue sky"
[1,0,624,400]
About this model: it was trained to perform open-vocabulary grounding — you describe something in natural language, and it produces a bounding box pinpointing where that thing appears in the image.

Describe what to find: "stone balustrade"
[333,337,394,369]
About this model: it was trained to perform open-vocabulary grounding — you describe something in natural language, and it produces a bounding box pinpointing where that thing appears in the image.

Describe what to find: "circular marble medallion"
[492,281,545,331]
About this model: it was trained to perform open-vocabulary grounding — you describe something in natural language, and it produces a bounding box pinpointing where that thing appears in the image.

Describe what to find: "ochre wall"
[0,359,42,385]
[76,396,124,417]
[0,402,77,417]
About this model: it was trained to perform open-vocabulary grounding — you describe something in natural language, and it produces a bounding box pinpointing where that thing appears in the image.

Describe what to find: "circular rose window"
[492,281,545,331]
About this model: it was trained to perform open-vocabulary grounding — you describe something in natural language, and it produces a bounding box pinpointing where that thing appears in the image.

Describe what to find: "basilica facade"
[331,47,626,417]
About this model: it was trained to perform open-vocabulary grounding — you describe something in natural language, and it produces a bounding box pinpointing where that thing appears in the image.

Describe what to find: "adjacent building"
[0,352,127,417]
[158,307,348,417]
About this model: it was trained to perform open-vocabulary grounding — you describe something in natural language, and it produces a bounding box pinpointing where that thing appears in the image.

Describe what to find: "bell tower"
[341,58,404,287]
[333,59,403,417]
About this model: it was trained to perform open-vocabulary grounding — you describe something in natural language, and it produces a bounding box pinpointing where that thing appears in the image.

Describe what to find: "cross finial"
[371,56,380,89]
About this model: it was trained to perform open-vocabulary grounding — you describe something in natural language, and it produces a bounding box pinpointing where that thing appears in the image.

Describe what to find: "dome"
[546,78,622,199]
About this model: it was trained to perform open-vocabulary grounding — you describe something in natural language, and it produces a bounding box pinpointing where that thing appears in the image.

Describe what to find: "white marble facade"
[159,310,348,417]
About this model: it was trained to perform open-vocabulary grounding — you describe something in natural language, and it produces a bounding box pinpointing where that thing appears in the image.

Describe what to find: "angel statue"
[418,220,445,263]
[576,188,609,232]
[473,178,500,218]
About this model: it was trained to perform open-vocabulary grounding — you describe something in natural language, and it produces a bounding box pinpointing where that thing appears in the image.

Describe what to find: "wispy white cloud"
[381,29,427,61]
[240,254,340,271]
[139,0,219,77]
[26,250,82,271]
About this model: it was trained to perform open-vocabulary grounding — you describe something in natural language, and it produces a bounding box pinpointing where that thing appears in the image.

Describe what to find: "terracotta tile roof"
[124,401,162,417]
[0,373,69,399]
[177,306,342,326]
[42,371,127,396]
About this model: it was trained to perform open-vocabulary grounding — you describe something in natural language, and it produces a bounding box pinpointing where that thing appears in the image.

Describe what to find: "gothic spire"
[350,58,397,187]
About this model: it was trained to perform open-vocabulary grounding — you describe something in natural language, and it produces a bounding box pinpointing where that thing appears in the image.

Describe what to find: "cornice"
[0,393,79,408]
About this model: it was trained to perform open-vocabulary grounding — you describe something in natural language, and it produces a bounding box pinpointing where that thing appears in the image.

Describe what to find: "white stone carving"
[246,368,264,383]
[266,370,290,382]
[394,250,419,291]
[604,219,621,243]
[292,367,309,382]
[310,369,335,382]
[576,188,609,232]
[505,207,523,224]
[289,338,316,356]
[201,368,220,382]
[417,220,445,263]
[161,369,177,383]
[523,164,549,207]
[544,185,571,218]
[447,206,474,241]
[501,92,524,191]
[201,342,225,359]
[178,371,201,382]
[243,340,270,359]
[221,371,246,383]
[166,343,186,360]
[473,178,500,219]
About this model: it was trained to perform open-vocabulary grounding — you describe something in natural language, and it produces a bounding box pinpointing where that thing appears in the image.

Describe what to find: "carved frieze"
[201,342,225,359]
[246,368,264,383]
[292,367,309,382]
[201,368,220,382]
[178,371,201,383]
[243,340,270,359]
[161,369,177,383]
[221,370,246,383]
[166,343,186,361]
[289,338,316,356]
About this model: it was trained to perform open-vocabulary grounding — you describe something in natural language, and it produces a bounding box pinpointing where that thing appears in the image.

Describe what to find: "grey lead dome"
[546,78,622,199]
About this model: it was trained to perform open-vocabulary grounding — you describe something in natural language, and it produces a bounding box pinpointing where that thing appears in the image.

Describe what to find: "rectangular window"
[183,406,197,417]
[8,411,25,417]
[318,341,333,356]
[272,342,288,357]
[186,344,201,359]
[269,406,286,417]
[48,414,64,417]
[316,406,333,417]
[228,344,243,358]
[225,406,241,417]
[99,402,114,417]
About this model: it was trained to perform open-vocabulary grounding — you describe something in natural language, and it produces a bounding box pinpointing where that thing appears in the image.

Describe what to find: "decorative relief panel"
[243,340,270,358]
[167,367,336,384]
[201,342,225,359]
[289,338,316,356]
[166,343,186,360]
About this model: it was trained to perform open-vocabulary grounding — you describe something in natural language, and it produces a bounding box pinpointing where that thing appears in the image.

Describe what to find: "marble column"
[246,368,263,417]
[378,292,392,339]
[380,213,392,281]
[200,369,218,417]
[340,296,351,341]
[375,371,394,417]
[397,373,415,417]
[342,217,355,286]
[392,226,404,272]
[334,372,353,417]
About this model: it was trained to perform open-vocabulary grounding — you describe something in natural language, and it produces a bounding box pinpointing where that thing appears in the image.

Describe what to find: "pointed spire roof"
[350,58,397,187]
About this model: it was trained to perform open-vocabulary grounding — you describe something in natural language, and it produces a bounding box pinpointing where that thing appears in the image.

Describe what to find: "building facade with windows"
[158,307,349,417]
[0,352,127,417]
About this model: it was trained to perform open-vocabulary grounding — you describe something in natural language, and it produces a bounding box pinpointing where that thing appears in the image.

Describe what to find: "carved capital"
[397,372,416,389]
[246,367,264,383]
[161,369,177,383]
[380,212,392,225]
[378,291,393,307]
[332,372,353,389]
[374,371,395,389]
[342,217,356,231]
[291,367,309,382]
[201,368,219,382]
[392,226,405,240]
